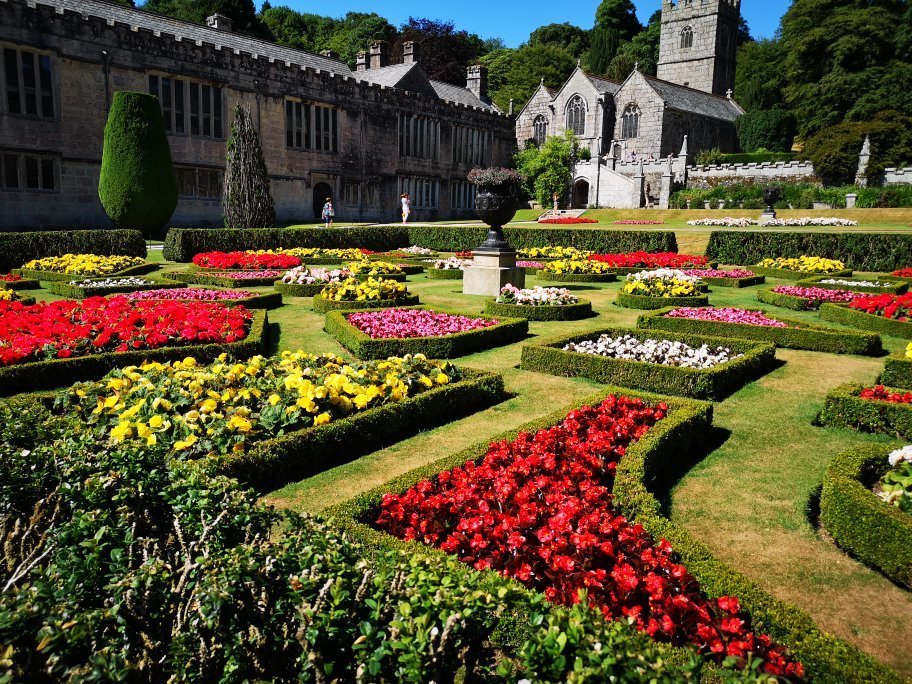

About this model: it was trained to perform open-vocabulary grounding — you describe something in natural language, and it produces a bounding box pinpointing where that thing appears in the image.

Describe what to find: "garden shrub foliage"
[817,383,912,440]
[0,230,146,274]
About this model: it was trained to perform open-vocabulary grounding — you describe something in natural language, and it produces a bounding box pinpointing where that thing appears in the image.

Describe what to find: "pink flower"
[347,309,497,339]
[126,288,254,301]
[665,307,790,328]
[683,269,756,279]
[216,270,283,279]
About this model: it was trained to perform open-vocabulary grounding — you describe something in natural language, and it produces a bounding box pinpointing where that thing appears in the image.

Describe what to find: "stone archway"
[313,182,333,219]
[572,179,590,209]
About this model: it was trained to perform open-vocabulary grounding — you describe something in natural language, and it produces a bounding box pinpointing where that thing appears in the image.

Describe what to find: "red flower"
[588,252,708,269]
[859,385,912,404]
[539,217,598,224]
[192,251,301,270]
[849,293,912,321]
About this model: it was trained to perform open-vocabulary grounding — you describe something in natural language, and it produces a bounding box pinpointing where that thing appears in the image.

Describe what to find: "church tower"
[656,0,740,96]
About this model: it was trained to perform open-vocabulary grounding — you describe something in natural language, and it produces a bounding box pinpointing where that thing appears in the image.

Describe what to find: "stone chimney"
[355,51,368,72]
[369,41,389,70]
[402,41,420,65]
[466,64,488,101]
[320,49,340,60]
[206,13,232,32]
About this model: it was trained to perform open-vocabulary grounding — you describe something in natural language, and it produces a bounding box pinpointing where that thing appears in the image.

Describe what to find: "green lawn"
[28,255,912,678]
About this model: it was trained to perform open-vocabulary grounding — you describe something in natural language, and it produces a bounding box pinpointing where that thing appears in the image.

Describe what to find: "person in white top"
[401,193,411,224]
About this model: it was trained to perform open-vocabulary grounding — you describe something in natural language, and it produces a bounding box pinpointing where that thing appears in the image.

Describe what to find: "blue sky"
[270,1,789,47]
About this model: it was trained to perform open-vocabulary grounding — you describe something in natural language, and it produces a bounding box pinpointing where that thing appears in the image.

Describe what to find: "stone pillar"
[463,252,525,297]
[855,135,871,188]
[846,193,858,209]
[659,156,673,209]
[631,160,645,208]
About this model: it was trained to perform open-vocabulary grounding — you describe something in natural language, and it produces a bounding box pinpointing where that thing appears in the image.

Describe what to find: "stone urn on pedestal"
[463,168,526,297]
[760,186,781,225]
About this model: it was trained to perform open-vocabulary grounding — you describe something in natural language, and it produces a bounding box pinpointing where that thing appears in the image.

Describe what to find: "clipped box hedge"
[427,268,464,280]
[326,386,898,684]
[698,273,765,288]
[273,281,326,297]
[616,291,710,310]
[705,230,912,272]
[483,298,593,321]
[214,368,506,490]
[352,272,407,282]
[637,307,883,355]
[881,353,912,388]
[749,266,853,281]
[520,326,776,400]
[756,287,819,311]
[0,309,268,395]
[2,278,40,291]
[817,383,912,440]
[312,293,420,313]
[46,276,187,299]
[534,271,617,283]
[408,226,679,254]
[324,306,528,359]
[819,303,912,340]
[820,444,912,589]
[610,263,719,277]
[0,229,147,273]
[168,270,285,288]
[13,262,158,283]
[796,275,908,295]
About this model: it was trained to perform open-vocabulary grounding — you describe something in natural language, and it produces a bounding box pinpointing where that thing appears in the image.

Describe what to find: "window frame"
[398,113,440,161]
[399,175,439,209]
[0,151,59,192]
[149,74,225,139]
[285,99,339,153]
[680,26,694,50]
[532,115,548,146]
[1,45,57,119]
[566,95,586,136]
[621,104,641,140]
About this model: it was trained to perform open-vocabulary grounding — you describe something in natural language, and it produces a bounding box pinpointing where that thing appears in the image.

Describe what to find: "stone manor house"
[0,0,515,227]
[516,0,746,209]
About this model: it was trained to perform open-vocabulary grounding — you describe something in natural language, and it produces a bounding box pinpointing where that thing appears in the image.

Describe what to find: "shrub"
[616,291,710,310]
[0,230,146,274]
[223,104,276,229]
[98,92,177,237]
[819,303,912,340]
[817,383,912,440]
[820,445,912,589]
[705,231,912,272]
[695,147,725,166]
[881,353,912,388]
[735,108,797,154]
[484,299,594,321]
[168,270,285,288]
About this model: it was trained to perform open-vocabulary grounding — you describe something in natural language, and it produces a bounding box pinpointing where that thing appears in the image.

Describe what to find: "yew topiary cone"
[98,91,177,236]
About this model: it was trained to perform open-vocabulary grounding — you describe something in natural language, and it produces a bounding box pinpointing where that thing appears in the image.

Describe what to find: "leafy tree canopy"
[734,39,787,111]
[606,10,661,80]
[141,0,263,36]
[515,130,582,206]
[394,17,488,85]
[594,0,642,40]
[528,23,591,58]
[487,43,577,114]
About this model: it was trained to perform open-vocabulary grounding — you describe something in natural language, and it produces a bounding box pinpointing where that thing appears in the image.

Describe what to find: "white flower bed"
[68,277,151,288]
[433,257,473,270]
[497,284,579,306]
[687,217,756,227]
[563,334,742,370]
[397,245,435,256]
[687,217,858,227]
[626,268,703,285]
[818,278,892,288]
[281,266,351,285]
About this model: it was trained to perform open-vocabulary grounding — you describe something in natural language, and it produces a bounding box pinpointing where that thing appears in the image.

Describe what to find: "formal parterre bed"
[752,256,851,280]
[757,285,858,311]
[313,277,419,312]
[427,257,472,279]
[820,293,912,339]
[15,253,155,281]
[46,275,187,298]
[275,265,351,296]
[0,273,40,290]
[192,250,301,270]
[589,252,708,271]
[617,270,709,310]
[682,269,764,288]
[345,259,407,281]
[817,382,912,440]
[797,276,908,294]
[537,259,617,283]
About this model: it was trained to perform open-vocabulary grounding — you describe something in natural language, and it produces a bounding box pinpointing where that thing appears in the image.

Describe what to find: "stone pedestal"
[463,250,525,297]
[759,211,777,225]
[846,193,858,209]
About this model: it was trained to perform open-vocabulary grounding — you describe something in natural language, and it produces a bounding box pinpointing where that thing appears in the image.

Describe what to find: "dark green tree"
[141,0,263,36]
[98,92,177,237]
[527,23,590,58]
[734,39,787,111]
[606,10,661,80]
[594,0,642,39]
[588,28,622,74]
[395,17,486,85]
[321,12,397,67]
[479,48,517,95]
[222,104,275,229]
[259,7,334,51]
[515,130,582,206]
[487,43,576,114]
[735,107,797,152]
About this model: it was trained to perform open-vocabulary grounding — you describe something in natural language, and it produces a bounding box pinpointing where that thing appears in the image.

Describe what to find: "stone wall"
[686,161,820,188]
[884,167,912,186]
[613,72,665,158]
[0,0,514,228]
[661,108,738,157]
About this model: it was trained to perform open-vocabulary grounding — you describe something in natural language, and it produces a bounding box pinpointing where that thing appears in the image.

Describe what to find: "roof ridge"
[642,73,736,102]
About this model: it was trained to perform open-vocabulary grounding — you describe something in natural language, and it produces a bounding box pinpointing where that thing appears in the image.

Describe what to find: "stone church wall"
[686,161,820,189]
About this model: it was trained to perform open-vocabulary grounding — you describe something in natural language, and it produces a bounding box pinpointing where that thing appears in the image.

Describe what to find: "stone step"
[537,209,587,222]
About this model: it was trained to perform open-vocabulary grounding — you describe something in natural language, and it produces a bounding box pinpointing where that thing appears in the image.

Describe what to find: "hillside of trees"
[125,0,910,181]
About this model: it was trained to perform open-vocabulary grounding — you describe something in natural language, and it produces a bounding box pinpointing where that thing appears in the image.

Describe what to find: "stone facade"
[0,0,514,228]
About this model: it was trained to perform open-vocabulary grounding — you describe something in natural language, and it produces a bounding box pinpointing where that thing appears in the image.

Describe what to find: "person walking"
[321,197,334,228]
[401,193,411,224]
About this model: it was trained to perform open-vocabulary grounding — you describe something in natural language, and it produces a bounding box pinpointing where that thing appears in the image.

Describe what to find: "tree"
[98,92,177,237]
[736,108,796,152]
[259,7,334,52]
[487,43,576,114]
[588,28,621,75]
[395,17,486,85]
[320,12,396,67]
[515,130,582,207]
[223,105,275,229]
[141,0,264,36]
[594,0,642,40]
[734,39,787,111]
[480,48,517,95]
[527,23,590,58]
[606,10,661,80]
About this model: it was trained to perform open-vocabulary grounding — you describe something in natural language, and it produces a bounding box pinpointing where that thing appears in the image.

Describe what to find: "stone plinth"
[759,211,777,225]
[463,251,525,297]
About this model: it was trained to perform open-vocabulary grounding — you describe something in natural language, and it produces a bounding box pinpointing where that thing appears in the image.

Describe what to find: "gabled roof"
[587,74,622,96]
[640,74,744,122]
[39,0,352,76]
[429,79,499,113]
[355,63,417,89]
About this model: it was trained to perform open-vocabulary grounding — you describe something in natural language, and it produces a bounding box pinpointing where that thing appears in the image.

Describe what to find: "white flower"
[818,278,891,288]
[887,445,912,467]
[281,266,350,285]
[398,245,435,255]
[434,257,473,270]
[69,277,151,288]
[497,284,579,306]
[563,334,742,369]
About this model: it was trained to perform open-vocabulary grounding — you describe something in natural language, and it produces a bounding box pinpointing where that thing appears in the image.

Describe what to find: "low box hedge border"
[213,367,507,490]
[698,274,766,288]
[749,267,853,281]
[637,307,883,356]
[819,303,912,340]
[273,281,327,298]
[312,293,420,313]
[9,295,36,306]
[756,287,821,311]
[352,272,407,282]
[616,291,710,310]
[817,383,912,440]
[0,309,268,396]
[323,306,528,359]
[0,228,147,273]
[393,263,426,275]
[820,444,912,589]
[168,271,285,288]
[796,275,909,295]
[534,271,617,283]
[46,277,188,299]
[881,353,912,388]
[12,262,159,282]
[610,263,719,276]
[427,268,464,280]
[483,299,594,321]
[2,278,40,291]
[325,386,898,684]
[520,326,776,400]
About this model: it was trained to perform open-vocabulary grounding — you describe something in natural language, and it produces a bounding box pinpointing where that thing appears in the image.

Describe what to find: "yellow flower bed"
[281,248,366,260]
[320,277,408,302]
[518,246,592,260]
[757,256,845,273]
[59,352,459,459]
[344,260,404,276]
[540,259,613,275]
[906,342,912,359]
[22,253,146,275]
[0,288,15,301]
[622,275,699,297]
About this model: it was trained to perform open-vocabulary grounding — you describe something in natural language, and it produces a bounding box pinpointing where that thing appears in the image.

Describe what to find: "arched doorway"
[313,182,333,219]
[572,179,590,209]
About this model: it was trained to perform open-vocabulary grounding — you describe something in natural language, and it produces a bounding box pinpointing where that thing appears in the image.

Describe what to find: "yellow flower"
[268,393,281,406]
[314,412,331,426]
[906,343,912,359]
[174,434,199,451]
[110,421,133,442]
[227,414,253,433]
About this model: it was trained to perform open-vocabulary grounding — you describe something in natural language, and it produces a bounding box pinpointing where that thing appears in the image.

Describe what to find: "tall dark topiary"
[98,92,177,236]
[223,104,275,229]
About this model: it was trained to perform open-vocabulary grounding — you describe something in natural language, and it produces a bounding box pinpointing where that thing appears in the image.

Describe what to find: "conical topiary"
[98,91,177,236]
[223,104,275,229]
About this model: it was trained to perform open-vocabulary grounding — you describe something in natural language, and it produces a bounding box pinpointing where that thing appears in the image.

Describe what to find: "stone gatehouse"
[0,0,515,228]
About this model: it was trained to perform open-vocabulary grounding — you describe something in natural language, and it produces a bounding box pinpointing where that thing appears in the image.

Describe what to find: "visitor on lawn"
[322,197,334,228]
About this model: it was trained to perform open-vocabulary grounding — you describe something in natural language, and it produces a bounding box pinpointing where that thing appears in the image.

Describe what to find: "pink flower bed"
[517,261,545,269]
[126,288,254,301]
[683,269,755,279]
[666,307,790,328]
[215,270,283,280]
[347,309,498,339]
[771,286,856,304]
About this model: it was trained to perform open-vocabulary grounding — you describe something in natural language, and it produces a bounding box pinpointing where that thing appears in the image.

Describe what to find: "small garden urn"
[463,168,526,297]
[760,186,781,224]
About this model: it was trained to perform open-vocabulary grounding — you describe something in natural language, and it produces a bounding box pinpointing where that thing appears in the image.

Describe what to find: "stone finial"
[540,77,545,86]
[206,13,232,32]
[679,134,689,157]
[634,61,639,71]
[726,88,733,99]
[509,98,514,115]
[577,58,581,68]
[637,159,645,176]
[855,134,871,187]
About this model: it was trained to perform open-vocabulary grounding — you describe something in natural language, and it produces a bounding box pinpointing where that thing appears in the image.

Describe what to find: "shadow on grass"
[654,425,732,517]
[805,483,823,530]
[264,321,281,356]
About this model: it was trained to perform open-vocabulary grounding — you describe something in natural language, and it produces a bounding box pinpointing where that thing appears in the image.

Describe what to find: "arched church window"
[566,96,586,136]
[621,104,640,139]
[680,26,694,50]
[533,115,548,145]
